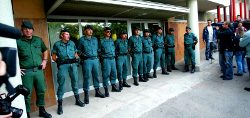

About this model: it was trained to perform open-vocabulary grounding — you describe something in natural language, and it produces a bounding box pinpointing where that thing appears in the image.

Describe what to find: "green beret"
[21,20,34,30]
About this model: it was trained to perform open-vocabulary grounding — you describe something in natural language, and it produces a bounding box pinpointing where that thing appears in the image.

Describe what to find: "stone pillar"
[187,0,200,71]
[0,0,27,117]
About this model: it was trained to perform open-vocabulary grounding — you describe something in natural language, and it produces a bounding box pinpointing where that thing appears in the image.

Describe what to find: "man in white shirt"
[203,19,217,60]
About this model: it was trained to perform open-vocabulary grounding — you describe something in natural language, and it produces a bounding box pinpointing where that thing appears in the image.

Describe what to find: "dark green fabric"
[17,36,47,69]
[22,70,46,112]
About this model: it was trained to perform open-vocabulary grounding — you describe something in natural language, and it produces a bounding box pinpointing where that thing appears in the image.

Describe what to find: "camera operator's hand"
[20,69,26,76]
[0,60,6,76]
[0,112,12,118]
[0,52,6,76]
[41,60,47,70]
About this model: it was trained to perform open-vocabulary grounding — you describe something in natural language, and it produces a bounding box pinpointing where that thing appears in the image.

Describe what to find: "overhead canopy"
[46,0,226,20]
[150,0,227,12]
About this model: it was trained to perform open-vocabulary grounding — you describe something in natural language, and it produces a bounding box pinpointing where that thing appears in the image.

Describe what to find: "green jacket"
[17,36,47,69]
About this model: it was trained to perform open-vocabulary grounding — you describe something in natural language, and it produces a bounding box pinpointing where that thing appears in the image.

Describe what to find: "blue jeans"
[235,51,244,74]
[205,42,215,59]
[221,51,233,79]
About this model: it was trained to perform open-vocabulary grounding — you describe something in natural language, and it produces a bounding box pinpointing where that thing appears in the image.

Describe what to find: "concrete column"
[127,20,132,37]
[0,0,27,118]
[187,0,200,71]
[78,19,83,37]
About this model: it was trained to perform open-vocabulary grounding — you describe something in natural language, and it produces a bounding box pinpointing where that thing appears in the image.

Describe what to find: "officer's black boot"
[153,70,157,78]
[167,66,172,72]
[104,87,109,97]
[184,65,189,72]
[39,106,52,118]
[172,65,178,70]
[84,90,89,104]
[191,65,195,73]
[119,80,123,91]
[147,73,153,78]
[139,75,147,82]
[112,84,121,92]
[143,74,149,82]
[74,95,85,107]
[57,99,63,115]
[27,112,30,118]
[95,88,105,98]
[123,80,131,87]
[162,68,169,75]
[133,77,139,86]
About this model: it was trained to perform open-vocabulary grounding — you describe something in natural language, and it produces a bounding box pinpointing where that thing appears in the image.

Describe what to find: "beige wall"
[167,21,206,62]
[12,0,46,18]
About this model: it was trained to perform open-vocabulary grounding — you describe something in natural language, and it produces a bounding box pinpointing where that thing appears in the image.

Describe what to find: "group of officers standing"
[16,20,198,118]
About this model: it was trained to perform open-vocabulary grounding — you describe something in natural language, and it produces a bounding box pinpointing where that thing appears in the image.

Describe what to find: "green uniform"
[78,36,100,91]
[52,40,79,100]
[115,38,128,81]
[16,36,47,112]
[165,34,176,66]
[152,34,165,70]
[99,38,117,88]
[184,32,197,65]
[128,35,143,77]
[142,36,153,75]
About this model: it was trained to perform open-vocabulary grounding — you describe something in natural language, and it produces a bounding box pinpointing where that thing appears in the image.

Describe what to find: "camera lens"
[10,107,23,118]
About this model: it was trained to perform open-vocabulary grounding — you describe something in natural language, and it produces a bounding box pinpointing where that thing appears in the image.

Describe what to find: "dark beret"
[21,20,34,30]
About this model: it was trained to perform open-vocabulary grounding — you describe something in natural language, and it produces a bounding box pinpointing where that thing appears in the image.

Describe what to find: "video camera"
[0,85,29,118]
[0,23,30,118]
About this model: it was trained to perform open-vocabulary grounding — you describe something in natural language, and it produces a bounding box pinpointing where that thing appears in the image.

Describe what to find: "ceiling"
[47,0,226,20]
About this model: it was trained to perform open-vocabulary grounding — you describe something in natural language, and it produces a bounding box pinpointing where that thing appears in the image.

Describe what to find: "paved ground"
[30,52,250,118]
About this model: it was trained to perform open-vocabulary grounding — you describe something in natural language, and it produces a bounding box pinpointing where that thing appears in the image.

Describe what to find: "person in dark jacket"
[216,21,235,80]
[203,19,217,60]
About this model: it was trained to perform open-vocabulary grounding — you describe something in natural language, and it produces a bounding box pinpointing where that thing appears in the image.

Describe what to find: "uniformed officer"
[52,29,84,115]
[152,26,169,78]
[115,31,131,91]
[78,25,105,104]
[17,21,52,118]
[128,27,146,86]
[165,28,178,72]
[99,27,120,97]
[184,26,198,73]
[142,29,153,81]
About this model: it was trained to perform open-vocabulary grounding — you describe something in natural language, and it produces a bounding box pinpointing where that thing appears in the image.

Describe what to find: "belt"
[143,51,152,54]
[83,57,98,60]
[118,53,128,56]
[24,66,42,72]
[103,57,115,60]
[133,52,142,54]
[184,44,192,47]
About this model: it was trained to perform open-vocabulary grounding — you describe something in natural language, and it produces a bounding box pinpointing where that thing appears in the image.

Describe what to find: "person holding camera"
[52,29,84,115]
[183,26,198,73]
[16,21,52,118]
